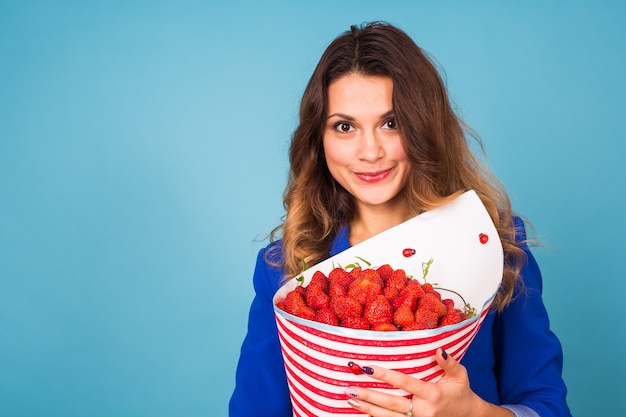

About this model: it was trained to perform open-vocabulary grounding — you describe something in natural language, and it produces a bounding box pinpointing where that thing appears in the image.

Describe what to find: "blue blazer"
[229,218,571,416]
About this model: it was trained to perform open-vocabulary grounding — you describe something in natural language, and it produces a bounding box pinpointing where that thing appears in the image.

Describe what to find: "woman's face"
[323,73,410,211]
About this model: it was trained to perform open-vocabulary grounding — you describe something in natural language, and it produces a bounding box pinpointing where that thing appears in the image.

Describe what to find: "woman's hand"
[344,348,514,417]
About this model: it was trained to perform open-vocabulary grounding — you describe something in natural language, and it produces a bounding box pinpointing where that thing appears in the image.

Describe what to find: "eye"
[334,122,354,133]
[383,118,397,129]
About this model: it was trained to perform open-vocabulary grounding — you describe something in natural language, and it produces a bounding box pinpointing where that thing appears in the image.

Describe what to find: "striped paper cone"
[273,190,504,417]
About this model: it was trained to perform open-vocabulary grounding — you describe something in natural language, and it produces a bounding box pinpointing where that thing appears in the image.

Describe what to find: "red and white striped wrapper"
[273,190,504,417]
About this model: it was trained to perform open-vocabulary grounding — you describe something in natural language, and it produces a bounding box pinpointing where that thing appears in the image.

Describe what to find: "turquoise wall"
[1,1,624,416]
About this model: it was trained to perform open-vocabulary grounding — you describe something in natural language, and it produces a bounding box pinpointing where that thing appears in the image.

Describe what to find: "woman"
[229,22,570,417]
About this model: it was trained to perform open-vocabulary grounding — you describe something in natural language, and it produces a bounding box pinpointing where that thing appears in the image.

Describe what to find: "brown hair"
[269,22,526,310]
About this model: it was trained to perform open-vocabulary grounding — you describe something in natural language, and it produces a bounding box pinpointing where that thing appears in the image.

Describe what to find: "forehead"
[327,73,394,115]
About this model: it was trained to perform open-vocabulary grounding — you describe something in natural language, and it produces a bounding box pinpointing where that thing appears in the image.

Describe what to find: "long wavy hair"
[268,22,527,311]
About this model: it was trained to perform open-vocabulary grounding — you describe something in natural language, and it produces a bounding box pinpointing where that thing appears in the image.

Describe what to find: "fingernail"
[441,349,448,360]
[347,398,360,408]
[344,387,358,398]
[362,366,374,375]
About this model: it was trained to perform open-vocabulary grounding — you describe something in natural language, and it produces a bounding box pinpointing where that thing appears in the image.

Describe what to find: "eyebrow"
[327,109,395,120]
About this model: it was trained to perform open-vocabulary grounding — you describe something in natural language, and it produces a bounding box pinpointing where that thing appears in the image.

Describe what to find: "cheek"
[389,141,409,163]
[323,140,348,170]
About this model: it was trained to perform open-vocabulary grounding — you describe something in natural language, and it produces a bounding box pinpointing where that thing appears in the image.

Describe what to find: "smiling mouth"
[354,169,392,183]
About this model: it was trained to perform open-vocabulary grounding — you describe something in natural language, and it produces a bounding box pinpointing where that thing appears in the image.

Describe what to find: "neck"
[348,200,416,246]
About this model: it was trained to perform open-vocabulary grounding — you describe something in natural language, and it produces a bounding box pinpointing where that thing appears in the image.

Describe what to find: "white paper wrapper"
[273,190,503,417]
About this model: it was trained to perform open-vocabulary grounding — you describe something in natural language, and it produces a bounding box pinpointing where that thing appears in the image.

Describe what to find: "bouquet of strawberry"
[271,191,503,417]
[276,258,476,332]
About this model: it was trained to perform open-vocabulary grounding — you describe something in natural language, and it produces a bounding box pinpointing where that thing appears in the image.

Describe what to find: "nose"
[357,129,384,162]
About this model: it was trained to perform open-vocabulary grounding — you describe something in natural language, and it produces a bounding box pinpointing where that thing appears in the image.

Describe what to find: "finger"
[345,385,412,412]
[435,348,467,380]
[347,393,413,417]
[361,364,425,393]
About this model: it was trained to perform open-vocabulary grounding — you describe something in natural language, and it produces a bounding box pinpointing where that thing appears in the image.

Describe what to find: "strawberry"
[387,269,408,291]
[349,269,383,305]
[329,281,348,298]
[384,270,407,302]
[442,298,455,311]
[297,305,317,320]
[306,286,330,310]
[376,264,394,281]
[401,321,424,331]
[364,295,393,325]
[329,267,353,287]
[349,266,362,279]
[421,283,434,292]
[372,322,398,331]
[283,291,308,316]
[331,295,363,320]
[294,285,306,296]
[392,284,424,311]
[439,309,462,327]
[355,268,384,287]
[383,285,400,301]
[309,270,330,292]
[418,292,447,318]
[392,305,415,328]
[414,308,438,329]
[457,309,469,321]
[314,308,339,326]
[341,316,371,330]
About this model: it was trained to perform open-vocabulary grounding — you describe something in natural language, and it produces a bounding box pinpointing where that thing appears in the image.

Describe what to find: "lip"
[354,168,392,183]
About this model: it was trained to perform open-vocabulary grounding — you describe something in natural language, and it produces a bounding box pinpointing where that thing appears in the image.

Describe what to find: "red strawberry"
[306,286,330,310]
[376,264,394,281]
[418,292,447,318]
[349,284,382,306]
[421,283,434,292]
[414,308,438,329]
[439,309,462,327]
[386,269,408,291]
[384,270,407,302]
[349,269,383,305]
[442,298,455,310]
[383,285,400,301]
[349,266,362,279]
[364,295,393,325]
[314,308,339,326]
[372,322,398,331]
[282,291,307,316]
[392,284,424,311]
[296,305,317,320]
[331,295,363,320]
[309,270,330,292]
[392,305,415,328]
[329,267,353,286]
[401,321,424,331]
[329,281,348,298]
[355,268,384,286]
[294,285,306,296]
[341,316,370,330]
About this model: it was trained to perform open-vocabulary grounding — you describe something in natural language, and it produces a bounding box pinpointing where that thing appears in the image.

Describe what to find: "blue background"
[1,1,625,416]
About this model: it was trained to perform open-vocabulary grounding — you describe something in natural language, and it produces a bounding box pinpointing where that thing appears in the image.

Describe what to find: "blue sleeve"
[229,247,293,417]
[494,218,571,417]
